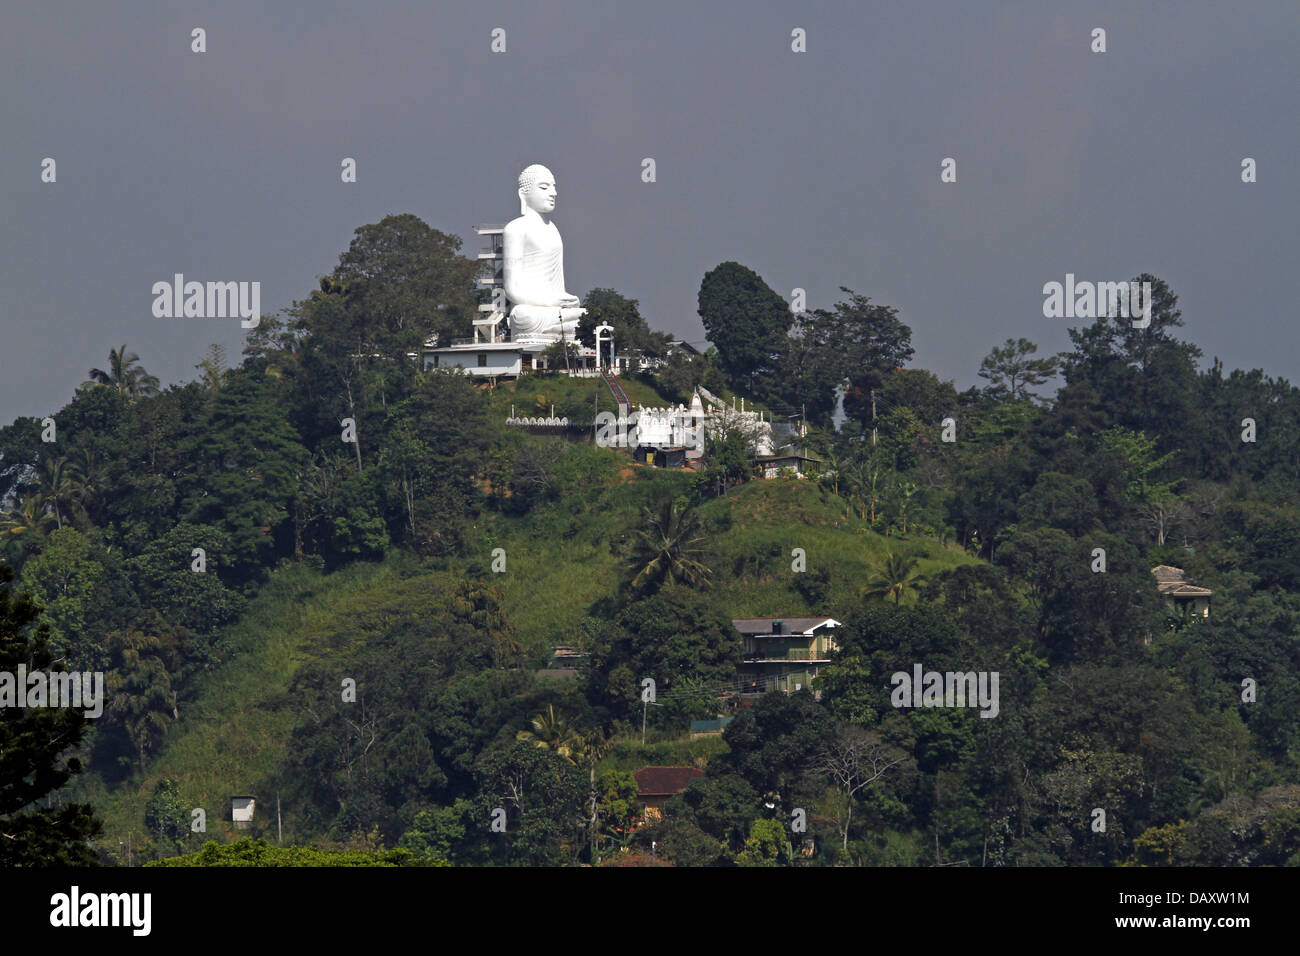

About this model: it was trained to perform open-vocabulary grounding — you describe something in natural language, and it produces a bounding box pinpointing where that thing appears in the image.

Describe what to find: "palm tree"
[516,705,584,764]
[821,446,844,499]
[83,345,161,400]
[843,456,881,522]
[862,552,928,604]
[0,496,54,539]
[572,729,608,767]
[455,578,524,667]
[37,455,76,529]
[625,496,713,595]
[66,447,106,525]
[892,479,918,535]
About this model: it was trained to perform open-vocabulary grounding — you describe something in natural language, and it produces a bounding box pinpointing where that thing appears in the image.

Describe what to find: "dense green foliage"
[575,288,670,358]
[2,218,1298,867]
[0,564,102,865]
[148,837,412,867]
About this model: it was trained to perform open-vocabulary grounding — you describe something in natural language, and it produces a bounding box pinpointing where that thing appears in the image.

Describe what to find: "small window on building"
[432,355,439,367]
[478,353,488,368]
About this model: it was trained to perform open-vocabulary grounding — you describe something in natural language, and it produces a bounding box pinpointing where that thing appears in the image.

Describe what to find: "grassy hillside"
[73,559,409,852]
[75,465,973,856]
[482,369,675,420]
[481,367,774,419]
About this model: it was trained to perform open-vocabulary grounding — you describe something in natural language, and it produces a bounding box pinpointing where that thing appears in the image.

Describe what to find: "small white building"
[231,795,256,828]
[425,341,530,377]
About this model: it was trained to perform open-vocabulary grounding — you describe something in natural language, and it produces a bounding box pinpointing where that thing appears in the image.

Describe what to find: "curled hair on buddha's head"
[517,164,554,215]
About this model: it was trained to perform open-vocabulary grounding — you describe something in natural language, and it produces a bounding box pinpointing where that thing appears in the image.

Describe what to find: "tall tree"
[144,778,188,848]
[0,564,103,865]
[777,306,840,428]
[585,590,740,721]
[104,628,178,772]
[814,725,912,851]
[293,278,374,471]
[1096,426,1186,544]
[575,288,668,358]
[472,742,588,866]
[380,370,491,554]
[36,455,74,530]
[292,215,477,466]
[332,213,478,356]
[825,289,915,431]
[515,705,583,764]
[18,527,138,671]
[978,338,1060,402]
[195,343,229,394]
[0,497,54,562]
[1059,275,1201,447]
[713,690,832,806]
[697,262,791,397]
[65,447,107,528]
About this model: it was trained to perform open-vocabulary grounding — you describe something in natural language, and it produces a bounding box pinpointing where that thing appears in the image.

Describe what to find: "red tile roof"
[634,766,704,797]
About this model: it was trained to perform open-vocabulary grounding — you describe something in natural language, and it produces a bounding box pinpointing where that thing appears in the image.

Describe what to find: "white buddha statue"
[502,164,586,343]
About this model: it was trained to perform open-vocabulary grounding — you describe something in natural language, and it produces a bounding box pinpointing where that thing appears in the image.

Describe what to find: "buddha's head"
[518,164,557,216]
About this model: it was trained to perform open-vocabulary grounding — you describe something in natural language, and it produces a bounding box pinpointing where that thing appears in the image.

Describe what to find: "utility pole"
[641,698,649,748]
[871,389,878,446]
[589,765,598,862]
[277,793,282,845]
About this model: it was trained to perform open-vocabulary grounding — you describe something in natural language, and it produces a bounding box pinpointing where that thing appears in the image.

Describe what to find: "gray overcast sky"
[2,1,1297,424]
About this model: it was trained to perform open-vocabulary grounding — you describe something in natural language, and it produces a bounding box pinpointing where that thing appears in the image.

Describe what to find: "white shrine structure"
[604,385,776,463]
[422,164,777,465]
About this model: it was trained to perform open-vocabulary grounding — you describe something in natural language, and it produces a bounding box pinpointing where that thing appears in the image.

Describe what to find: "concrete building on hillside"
[732,616,841,697]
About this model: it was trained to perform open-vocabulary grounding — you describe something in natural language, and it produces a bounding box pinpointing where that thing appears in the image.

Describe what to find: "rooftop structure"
[1152,565,1212,620]
[634,766,705,824]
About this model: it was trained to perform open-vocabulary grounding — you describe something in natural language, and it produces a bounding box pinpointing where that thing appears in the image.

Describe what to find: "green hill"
[74,473,971,852]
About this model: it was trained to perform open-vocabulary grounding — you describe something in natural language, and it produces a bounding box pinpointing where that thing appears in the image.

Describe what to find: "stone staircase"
[600,367,631,415]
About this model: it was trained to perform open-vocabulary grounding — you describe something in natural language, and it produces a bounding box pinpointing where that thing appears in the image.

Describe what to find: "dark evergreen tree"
[697,262,791,397]
[0,564,102,865]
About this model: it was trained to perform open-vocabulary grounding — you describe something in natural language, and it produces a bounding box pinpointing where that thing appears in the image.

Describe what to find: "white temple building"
[623,387,774,460]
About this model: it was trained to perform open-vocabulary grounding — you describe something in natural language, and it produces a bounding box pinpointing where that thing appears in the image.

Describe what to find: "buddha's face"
[520,166,557,214]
